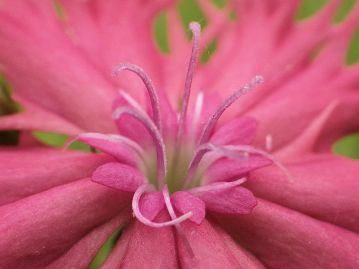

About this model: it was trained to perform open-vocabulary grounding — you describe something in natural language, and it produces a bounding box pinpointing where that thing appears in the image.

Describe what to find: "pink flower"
[0,0,359,268]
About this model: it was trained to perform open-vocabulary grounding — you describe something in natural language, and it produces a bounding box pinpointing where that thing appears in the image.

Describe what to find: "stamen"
[162,185,196,259]
[190,177,247,193]
[162,185,185,222]
[177,22,201,143]
[107,134,145,156]
[185,143,214,186]
[213,144,291,180]
[132,184,193,228]
[113,63,162,131]
[113,106,167,185]
[66,132,144,155]
[186,142,290,187]
[197,75,264,146]
[118,90,147,114]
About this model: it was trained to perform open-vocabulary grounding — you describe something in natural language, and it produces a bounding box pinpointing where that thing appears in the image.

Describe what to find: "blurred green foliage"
[154,12,170,53]
[296,0,329,19]
[347,28,359,65]
[334,0,356,22]
[178,0,208,32]
[333,133,359,159]
[32,131,92,152]
[201,39,218,63]
[0,75,19,145]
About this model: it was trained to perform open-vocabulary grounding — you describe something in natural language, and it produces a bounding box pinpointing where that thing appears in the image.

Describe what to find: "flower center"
[69,22,287,229]
[110,22,265,194]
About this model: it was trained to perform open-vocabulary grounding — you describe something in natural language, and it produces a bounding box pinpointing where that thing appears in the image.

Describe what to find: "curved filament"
[177,22,202,143]
[113,63,162,131]
[197,75,264,146]
[113,106,167,185]
[132,184,193,228]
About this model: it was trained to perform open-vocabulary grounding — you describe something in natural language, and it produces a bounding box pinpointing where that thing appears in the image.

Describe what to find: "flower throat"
[111,22,265,193]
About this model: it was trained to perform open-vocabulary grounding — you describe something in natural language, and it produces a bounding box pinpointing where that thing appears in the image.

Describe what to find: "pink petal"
[171,191,206,224]
[276,96,359,158]
[250,83,356,151]
[75,133,139,165]
[217,199,359,269]
[112,95,152,147]
[162,8,192,105]
[0,178,131,268]
[99,220,133,269]
[214,225,266,269]
[46,210,131,269]
[210,117,257,145]
[247,154,359,233]
[206,156,272,183]
[59,0,172,83]
[115,213,178,268]
[139,191,165,221]
[92,162,145,192]
[177,219,242,269]
[195,186,257,215]
[314,97,359,152]
[275,101,339,159]
[0,0,117,132]
[0,109,82,135]
[0,148,111,205]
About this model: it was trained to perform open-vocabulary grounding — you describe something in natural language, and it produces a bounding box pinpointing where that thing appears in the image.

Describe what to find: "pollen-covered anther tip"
[189,21,201,33]
[240,75,264,94]
[111,64,124,76]
[253,75,264,85]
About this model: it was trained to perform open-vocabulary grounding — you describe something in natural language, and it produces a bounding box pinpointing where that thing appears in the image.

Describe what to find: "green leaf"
[332,133,359,159]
